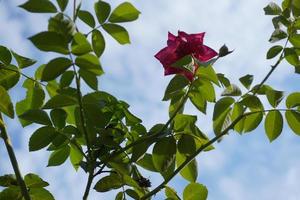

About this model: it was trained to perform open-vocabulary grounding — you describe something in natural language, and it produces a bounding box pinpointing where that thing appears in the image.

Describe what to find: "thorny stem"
[0,114,31,200]
[141,38,289,199]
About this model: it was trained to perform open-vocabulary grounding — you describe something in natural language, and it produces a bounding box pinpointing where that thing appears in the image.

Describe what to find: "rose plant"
[0,0,300,200]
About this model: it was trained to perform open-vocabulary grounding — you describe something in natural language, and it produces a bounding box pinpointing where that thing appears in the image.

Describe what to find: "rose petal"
[155,46,178,65]
[195,45,218,61]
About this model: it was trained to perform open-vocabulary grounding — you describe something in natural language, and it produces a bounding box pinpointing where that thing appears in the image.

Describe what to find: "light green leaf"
[0,64,20,90]
[0,86,14,118]
[109,2,140,23]
[266,89,284,108]
[78,10,95,28]
[19,109,52,126]
[183,183,208,200]
[69,144,83,171]
[189,90,207,114]
[165,186,180,200]
[94,0,111,24]
[243,112,263,132]
[239,74,254,89]
[92,30,105,57]
[284,48,300,66]
[24,173,49,188]
[289,34,300,48]
[71,32,92,56]
[266,45,283,59]
[0,187,22,200]
[152,137,176,172]
[41,57,72,81]
[163,75,189,101]
[102,23,130,45]
[19,0,57,13]
[193,79,215,102]
[265,110,283,142]
[221,84,242,96]
[196,65,219,86]
[75,53,103,75]
[29,188,55,200]
[29,126,57,151]
[240,95,264,111]
[174,114,197,134]
[47,145,70,166]
[286,92,300,108]
[0,45,12,65]
[231,103,245,134]
[176,152,198,182]
[94,174,123,192]
[213,97,234,135]
[11,51,36,69]
[43,94,78,109]
[29,31,69,54]
[285,110,300,135]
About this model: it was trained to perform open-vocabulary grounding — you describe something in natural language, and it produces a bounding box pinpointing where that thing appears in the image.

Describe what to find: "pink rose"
[155,31,218,81]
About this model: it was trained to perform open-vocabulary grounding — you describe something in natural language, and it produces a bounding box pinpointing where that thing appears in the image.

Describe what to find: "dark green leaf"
[50,109,67,129]
[163,75,189,101]
[240,95,264,111]
[56,0,68,11]
[28,188,55,200]
[266,89,284,108]
[152,137,176,172]
[0,187,21,200]
[115,192,124,200]
[286,92,300,108]
[94,174,123,192]
[109,2,140,23]
[0,64,20,90]
[41,57,72,81]
[47,145,70,166]
[178,134,196,155]
[266,45,283,59]
[213,97,235,120]
[137,153,157,172]
[75,53,103,75]
[78,10,95,28]
[71,32,92,56]
[221,84,242,96]
[285,110,300,135]
[102,23,130,45]
[0,174,18,187]
[176,152,198,182]
[43,94,77,109]
[217,73,231,87]
[92,30,105,57]
[60,71,74,88]
[269,29,287,43]
[0,86,14,118]
[239,74,254,89]
[265,110,283,142]
[19,109,52,126]
[0,45,12,65]
[24,173,49,188]
[29,126,57,151]
[183,183,208,200]
[19,0,57,13]
[29,31,69,54]
[94,0,111,24]
[264,2,282,15]
[11,51,36,69]
[79,69,98,90]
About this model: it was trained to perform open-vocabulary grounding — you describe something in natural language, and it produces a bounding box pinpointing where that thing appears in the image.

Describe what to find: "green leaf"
[43,94,78,109]
[109,2,140,23]
[152,137,176,172]
[56,0,68,11]
[183,183,208,200]
[213,97,234,135]
[243,112,263,132]
[19,109,52,126]
[75,53,103,75]
[94,0,111,24]
[265,110,283,142]
[174,114,197,134]
[286,92,300,108]
[240,95,264,111]
[94,174,123,192]
[0,174,18,187]
[102,23,130,45]
[79,69,98,90]
[71,32,92,56]
[136,153,157,172]
[0,187,21,200]
[0,45,12,65]
[115,192,124,200]
[289,34,300,48]
[11,51,36,69]
[47,145,70,166]
[188,90,206,114]
[284,48,300,66]
[16,80,45,127]
[0,86,14,118]
[266,89,284,108]
[239,74,254,89]
[264,2,282,15]
[69,144,83,171]
[163,75,189,101]
[19,0,57,13]
[177,134,197,155]
[176,152,198,182]
[285,110,300,135]
[165,186,180,200]
[0,64,20,90]
[269,29,288,43]
[196,65,219,86]
[60,71,74,88]
[29,188,55,200]
[92,30,106,57]
[217,73,231,88]
[48,14,75,42]
[29,126,57,151]
[231,103,245,134]
[41,57,72,81]
[221,84,242,96]
[193,79,215,102]
[24,173,49,188]
[29,31,69,54]
[266,45,283,59]
[50,109,67,129]
[123,109,142,126]
[78,10,95,28]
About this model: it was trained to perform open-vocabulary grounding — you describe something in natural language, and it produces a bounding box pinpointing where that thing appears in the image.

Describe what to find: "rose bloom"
[155,31,218,81]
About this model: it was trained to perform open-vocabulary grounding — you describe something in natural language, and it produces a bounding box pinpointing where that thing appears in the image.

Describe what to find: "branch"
[0,114,31,200]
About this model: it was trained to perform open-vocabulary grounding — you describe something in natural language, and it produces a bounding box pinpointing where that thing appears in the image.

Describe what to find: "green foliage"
[29,126,57,151]
[19,109,52,126]
[265,110,283,142]
[266,45,283,59]
[19,0,57,13]
[92,30,106,57]
[41,57,72,81]
[109,2,141,23]
[102,23,130,44]
[0,46,12,65]
[94,174,123,192]
[94,0,111,24]
[11,51,36,69]
[0,86,14,118]
[183,183,208,200]
[0,65,20,90]
[48,145,70,166]
[78,10,96,28]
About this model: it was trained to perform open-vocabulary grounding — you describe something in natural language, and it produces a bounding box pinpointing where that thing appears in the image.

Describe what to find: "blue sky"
[1,0,300,199]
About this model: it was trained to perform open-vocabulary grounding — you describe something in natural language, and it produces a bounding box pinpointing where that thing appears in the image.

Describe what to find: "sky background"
[1,0,300,199]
